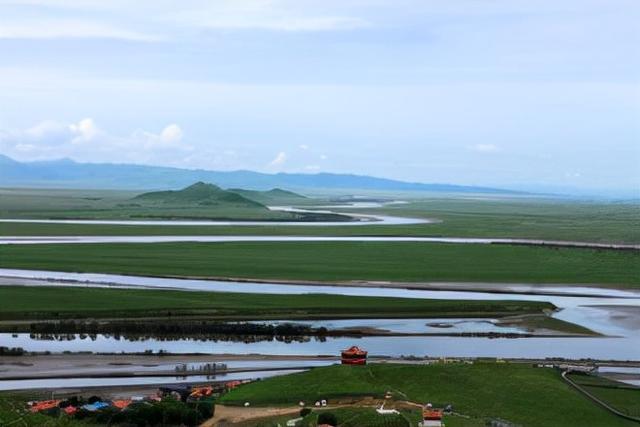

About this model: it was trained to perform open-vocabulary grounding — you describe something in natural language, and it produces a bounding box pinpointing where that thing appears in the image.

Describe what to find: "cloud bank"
[0,119,191,166]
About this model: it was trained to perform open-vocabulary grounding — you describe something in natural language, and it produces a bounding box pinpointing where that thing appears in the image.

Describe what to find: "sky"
[0,0,638,195]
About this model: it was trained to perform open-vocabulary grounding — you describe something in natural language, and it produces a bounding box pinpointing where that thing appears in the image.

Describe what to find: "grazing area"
[370,198,640,244]
[1,241,637,287]
[0,185,344,222]
[220,363,639,427]
[567,373,640,418]
[0,286,555,321]
[2,190,638,246]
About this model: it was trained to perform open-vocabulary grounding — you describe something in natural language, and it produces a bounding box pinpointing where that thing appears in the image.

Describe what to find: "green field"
[219,363,638,427]
[0,185,329,222]
[2,190,638,245]
[567,373,640,418]
[0,286,555,321]
[1,241,637,287]
[369,198,640,244]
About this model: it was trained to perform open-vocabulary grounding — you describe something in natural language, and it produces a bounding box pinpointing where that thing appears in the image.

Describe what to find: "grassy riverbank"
[567,373,640,418]
[1,242,637,287]
[220,363,638,427]
[2,196,638,244]
[0,286,556,321]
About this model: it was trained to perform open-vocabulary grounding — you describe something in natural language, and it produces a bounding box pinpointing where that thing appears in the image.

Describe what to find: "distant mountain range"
[0,154,520,194]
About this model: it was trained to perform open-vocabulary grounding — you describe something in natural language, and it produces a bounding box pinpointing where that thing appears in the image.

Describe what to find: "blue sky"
[0,0,638,195]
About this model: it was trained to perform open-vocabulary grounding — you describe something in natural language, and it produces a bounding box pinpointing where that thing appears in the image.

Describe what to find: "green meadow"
[0,286,555,321]
[1,187,638,245]
[220,363,639,427]
[1,241,637,287]
[0,185,330,222]
[567,373,640,418]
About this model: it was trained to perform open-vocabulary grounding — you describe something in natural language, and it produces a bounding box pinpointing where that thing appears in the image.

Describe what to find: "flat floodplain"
[0,286,555,321]
[2,191,638,245]
[1,241,637,287]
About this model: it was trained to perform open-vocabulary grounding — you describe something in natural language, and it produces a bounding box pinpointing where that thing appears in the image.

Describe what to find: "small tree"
[317,411,338,426]
[300,407,312,417]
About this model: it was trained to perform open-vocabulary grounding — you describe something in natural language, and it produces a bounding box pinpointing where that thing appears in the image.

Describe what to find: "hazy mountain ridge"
[0,154,520,194]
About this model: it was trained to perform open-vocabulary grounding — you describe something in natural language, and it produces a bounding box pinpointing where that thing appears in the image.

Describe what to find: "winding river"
[1,203,637,249]
[1,235,638,249]
[1,268,639,361]
[0,201,638,387]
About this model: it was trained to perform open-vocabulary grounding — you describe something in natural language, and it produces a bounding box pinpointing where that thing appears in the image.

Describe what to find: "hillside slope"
[220,363,638,427]
[134,182,264,208]
[229,187,308,204]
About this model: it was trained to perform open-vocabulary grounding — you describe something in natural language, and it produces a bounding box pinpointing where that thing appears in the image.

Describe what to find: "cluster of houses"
[30,395,145,415]
[29,346,457,426]
[27,379,247,417]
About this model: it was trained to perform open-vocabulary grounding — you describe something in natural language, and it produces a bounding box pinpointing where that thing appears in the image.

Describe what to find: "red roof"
[341,346,367,356]
[30,400,60,413]
[423,409,443,420]
[225,380,243,389]
[112,400,131,409]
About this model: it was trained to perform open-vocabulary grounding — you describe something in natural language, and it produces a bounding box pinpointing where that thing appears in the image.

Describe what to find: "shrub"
[318,412,338,426]
[300,407,312,417]
[190,400,214,419]
[182,409,200,426]
[162,403,184,425]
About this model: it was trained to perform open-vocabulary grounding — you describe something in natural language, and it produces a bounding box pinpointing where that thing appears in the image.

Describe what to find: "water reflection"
[4,333,639,361]
[0,369,304,391]
[1,269,639,338]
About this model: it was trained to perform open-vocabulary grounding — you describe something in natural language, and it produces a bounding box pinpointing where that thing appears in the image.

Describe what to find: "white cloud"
[0,20,160,41]
[69,118,100,143]
[173,1,370,32]
[298,144,309,150]
[268,151,287,167]
[0,118,192,166]
[25,120,66,139]
[24,120,69,145]
[564,171,581,178]
[304,164,320,171]
[471,144,500,153]
[194,15,369,32]
[320,154,328,160]
[160,124,183,144]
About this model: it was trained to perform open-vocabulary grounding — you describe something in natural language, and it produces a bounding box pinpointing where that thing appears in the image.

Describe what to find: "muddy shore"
[2,273,638,296]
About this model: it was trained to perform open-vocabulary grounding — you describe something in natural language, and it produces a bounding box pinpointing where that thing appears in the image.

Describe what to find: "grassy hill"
[134,182,265,208]
[0,185,324,221]
[229,187,308,205]
[220,363,638,427]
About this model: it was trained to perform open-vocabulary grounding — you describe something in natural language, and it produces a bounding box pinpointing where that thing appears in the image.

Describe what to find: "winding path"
[561,371,640,423]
